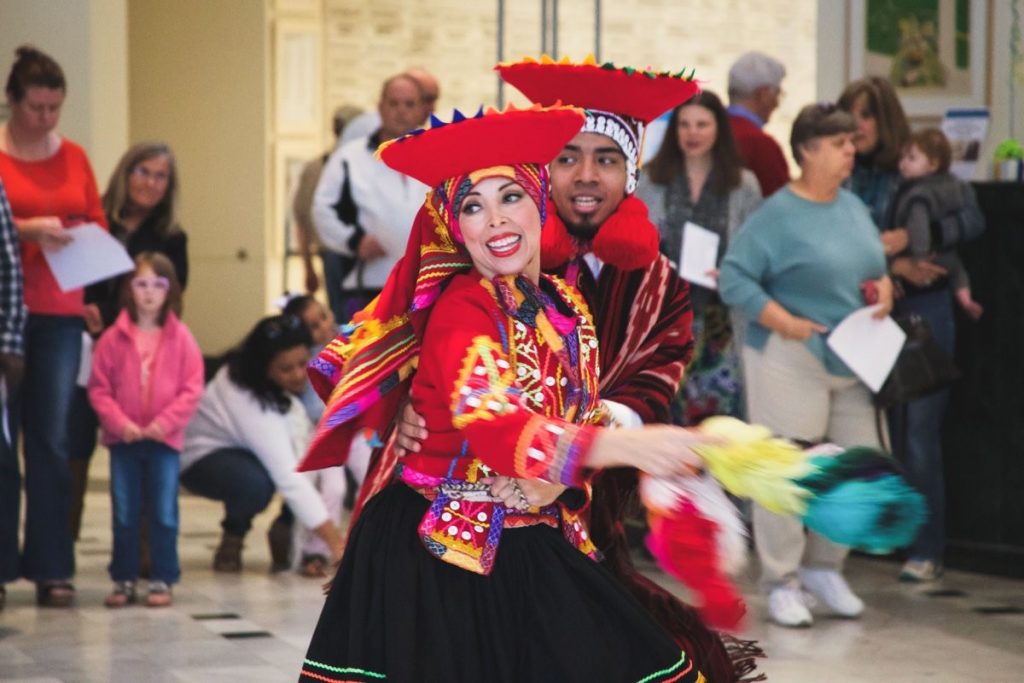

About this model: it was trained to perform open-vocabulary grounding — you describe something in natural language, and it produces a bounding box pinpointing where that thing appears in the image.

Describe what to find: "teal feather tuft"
[802,475,927,553]
[797,447,903,496]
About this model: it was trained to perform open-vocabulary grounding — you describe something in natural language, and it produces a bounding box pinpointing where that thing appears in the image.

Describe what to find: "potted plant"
[994,138,1024,181]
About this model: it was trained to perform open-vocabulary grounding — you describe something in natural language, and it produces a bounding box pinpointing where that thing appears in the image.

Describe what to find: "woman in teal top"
[719,103,893,630]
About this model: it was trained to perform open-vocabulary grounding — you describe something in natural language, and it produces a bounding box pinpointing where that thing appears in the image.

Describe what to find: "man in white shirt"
[312,73,432,317]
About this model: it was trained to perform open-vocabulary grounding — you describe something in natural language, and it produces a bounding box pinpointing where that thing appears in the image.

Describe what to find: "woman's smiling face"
[457,176,542,282]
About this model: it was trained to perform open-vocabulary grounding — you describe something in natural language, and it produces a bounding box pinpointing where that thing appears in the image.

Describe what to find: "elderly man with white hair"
[727,51,790,196]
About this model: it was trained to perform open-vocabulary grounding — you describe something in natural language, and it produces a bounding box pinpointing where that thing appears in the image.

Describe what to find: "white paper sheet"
[680,221,720,290]
[42,223,134,292]
[76,332,94,388]
[826,305,906,393]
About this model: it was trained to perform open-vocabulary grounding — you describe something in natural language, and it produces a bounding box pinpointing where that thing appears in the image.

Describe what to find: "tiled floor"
[2,455,1023,682]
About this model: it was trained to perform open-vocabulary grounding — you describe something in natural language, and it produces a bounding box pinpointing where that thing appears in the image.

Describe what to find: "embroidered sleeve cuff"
[513,415,598,487]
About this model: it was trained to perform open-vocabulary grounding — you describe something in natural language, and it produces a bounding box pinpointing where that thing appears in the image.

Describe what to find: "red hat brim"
[378,105,585,188]
[497,58,701,124]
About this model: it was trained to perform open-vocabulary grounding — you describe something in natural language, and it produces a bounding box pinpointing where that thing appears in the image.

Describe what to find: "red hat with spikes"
[378,102,585,188]
[496,54,700,124]
[497,55,701,194]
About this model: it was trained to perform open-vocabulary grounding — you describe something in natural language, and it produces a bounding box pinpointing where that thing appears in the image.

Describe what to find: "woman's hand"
[891,257,948,287]
[759,299,827,341]
[880,228,909,256]
[588,425,709,478]
[483,476,566,510]
[0,352,25,388]
[872,275,894,319]
[394,401,427,456]
[314,521,345,563]
[17,216,71,251]
[781,315,829,341]
[83,304,104,335]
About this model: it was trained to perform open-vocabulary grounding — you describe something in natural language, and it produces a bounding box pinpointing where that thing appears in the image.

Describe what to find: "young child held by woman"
[891,128,983,319]
[88,253,204,607]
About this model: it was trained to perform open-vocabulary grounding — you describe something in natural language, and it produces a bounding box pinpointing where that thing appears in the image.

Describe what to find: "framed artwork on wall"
[847,0,991,117]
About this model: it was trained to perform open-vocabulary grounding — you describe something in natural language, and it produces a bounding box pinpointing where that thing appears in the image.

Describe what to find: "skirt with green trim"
[299,483,704,683]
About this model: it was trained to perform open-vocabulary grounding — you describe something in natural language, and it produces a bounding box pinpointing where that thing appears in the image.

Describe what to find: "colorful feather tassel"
[690,417,926,552]
[641,417,926,631]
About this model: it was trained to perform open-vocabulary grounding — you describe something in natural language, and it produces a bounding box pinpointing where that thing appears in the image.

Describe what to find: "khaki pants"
[742,334,881,592]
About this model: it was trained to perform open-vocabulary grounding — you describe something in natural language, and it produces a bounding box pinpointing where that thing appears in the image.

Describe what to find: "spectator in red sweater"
[0,46,107,608]
[727,51,790,196]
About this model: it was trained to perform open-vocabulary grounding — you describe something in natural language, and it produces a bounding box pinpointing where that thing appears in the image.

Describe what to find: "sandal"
[37,581,75,608]
[145,580,172,607]
[299,554,329,578]
[104,581,137,608]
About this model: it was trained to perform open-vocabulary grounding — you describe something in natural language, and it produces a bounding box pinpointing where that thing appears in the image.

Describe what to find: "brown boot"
[267,515,293,573]
[213,533,244,573]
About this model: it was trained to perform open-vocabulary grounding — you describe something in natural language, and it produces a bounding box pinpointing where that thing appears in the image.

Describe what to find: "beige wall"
[128,0,271,354]
[320,0,818,170]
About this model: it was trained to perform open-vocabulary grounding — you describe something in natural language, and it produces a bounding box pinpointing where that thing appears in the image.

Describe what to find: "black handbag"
[874,313,961,409]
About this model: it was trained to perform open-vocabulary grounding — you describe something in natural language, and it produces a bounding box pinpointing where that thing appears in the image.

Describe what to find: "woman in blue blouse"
[720,103,893,628]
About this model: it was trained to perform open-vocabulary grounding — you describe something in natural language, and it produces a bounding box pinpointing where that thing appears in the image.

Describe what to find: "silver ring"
[510,481,529,509]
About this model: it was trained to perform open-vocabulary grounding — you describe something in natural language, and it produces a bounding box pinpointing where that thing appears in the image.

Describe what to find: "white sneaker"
[799,568,864,618]
[900,559,943,582]
[767,586,813,627]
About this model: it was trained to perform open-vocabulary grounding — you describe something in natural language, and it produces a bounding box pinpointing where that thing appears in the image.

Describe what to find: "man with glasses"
[727,51,790,196]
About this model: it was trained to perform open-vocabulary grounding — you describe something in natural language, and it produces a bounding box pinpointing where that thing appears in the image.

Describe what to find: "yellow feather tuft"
[693,417,814,515]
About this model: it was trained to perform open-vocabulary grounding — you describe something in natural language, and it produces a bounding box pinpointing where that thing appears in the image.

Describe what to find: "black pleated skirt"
[299,484,705,683]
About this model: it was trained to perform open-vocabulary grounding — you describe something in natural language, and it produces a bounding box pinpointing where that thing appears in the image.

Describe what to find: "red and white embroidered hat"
[496,55,701,192]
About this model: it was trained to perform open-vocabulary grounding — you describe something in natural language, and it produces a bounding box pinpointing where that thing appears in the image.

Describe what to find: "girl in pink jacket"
[88,252,204,608]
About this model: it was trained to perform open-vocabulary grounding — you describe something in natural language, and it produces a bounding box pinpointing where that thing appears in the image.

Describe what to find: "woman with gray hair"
[719,103,893,628]
[68,141,189,542]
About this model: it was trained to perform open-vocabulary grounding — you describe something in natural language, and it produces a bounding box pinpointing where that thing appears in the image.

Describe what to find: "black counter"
[942,182,1024,577]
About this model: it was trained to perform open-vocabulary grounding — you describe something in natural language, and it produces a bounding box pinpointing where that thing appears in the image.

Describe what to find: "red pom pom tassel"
[591,195,660,271]
[646,502,747,632]
[539,200,579,270]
